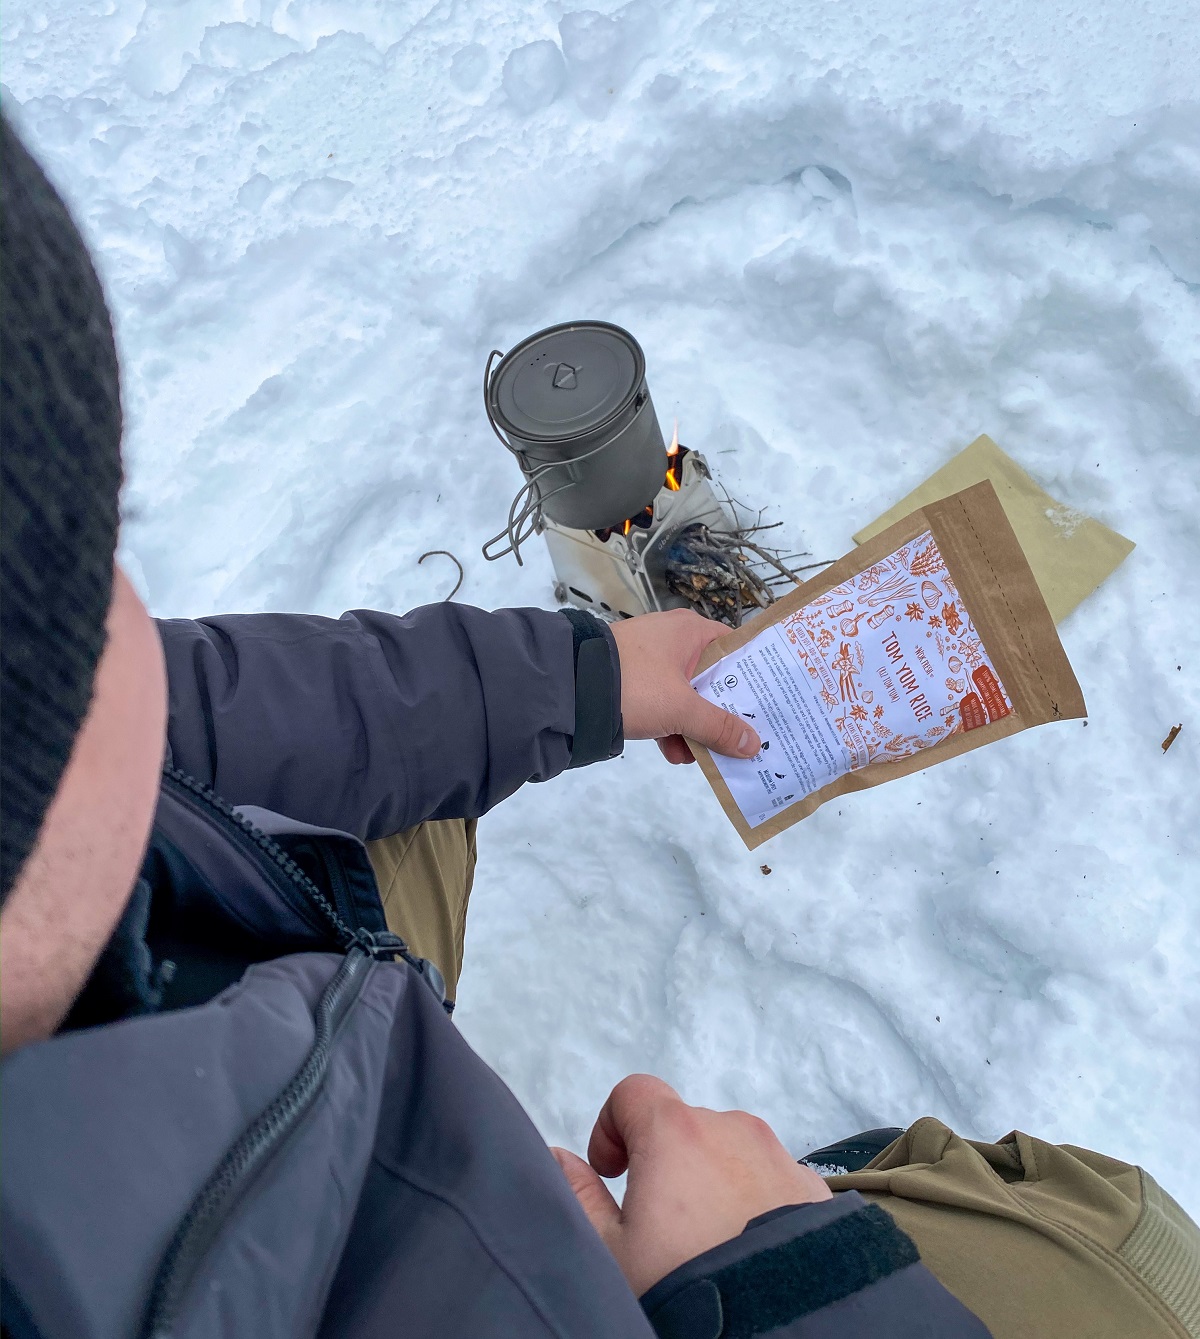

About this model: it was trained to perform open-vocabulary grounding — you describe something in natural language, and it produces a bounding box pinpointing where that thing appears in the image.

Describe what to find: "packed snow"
[4,0,1197,1212]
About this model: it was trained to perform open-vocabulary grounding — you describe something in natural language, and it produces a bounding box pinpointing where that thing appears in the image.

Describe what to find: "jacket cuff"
[640,1192,981,1339]
[559,609,623,768]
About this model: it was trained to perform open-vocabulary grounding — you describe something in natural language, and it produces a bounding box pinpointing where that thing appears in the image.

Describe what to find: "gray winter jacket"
[1,602,990,1339]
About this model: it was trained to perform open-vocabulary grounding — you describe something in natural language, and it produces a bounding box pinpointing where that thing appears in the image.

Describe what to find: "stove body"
[543,448,735,620]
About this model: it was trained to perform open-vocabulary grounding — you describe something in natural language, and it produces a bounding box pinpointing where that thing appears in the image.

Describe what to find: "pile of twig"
[663,517,827,628]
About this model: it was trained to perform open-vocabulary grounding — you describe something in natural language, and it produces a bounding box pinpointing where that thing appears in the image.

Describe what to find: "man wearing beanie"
[3,116,1195,1339]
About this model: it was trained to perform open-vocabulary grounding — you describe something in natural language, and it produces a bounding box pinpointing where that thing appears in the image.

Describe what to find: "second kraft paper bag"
[853,434,1134,625]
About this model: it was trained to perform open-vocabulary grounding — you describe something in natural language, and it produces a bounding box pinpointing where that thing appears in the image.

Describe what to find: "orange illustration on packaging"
[699,527,1016,828]
[688,480,1087,850]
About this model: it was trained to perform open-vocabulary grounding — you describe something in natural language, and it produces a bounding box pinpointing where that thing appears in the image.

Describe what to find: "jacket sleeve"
[638,1191,992,1339]
[156,603,619,841]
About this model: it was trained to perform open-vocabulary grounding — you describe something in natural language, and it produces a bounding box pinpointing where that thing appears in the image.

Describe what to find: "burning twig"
[418,549,464,601]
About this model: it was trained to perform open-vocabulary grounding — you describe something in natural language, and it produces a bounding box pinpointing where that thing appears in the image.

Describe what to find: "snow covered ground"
[5,0,1198,1211]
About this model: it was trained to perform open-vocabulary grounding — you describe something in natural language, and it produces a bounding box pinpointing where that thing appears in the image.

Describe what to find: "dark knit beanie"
[1,115,123,900]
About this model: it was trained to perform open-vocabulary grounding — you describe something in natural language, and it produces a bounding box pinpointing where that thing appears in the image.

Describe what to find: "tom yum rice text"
[688,480,1086,850]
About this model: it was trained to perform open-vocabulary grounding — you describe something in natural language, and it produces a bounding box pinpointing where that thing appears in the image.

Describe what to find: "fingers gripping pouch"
[688,482,1086,848]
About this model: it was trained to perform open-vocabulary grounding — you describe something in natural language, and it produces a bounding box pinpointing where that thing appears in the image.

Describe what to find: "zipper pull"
[352,929,451,1013]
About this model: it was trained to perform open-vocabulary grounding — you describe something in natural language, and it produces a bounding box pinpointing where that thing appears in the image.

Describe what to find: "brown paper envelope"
[690,481,1086,849]
[852,435,1134,624]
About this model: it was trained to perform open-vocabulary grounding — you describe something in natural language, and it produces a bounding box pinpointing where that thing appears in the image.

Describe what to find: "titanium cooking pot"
[484,321,668,542]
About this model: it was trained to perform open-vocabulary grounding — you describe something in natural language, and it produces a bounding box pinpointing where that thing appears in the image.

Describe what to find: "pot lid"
[489,321,644,443]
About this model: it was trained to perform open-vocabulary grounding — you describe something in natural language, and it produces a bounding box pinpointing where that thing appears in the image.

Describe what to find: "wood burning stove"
[483,321,809,627]
[543,442,746,618]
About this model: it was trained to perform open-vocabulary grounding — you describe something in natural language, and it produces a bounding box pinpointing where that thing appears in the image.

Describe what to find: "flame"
[664,419,683,490]
[596,431,684,541]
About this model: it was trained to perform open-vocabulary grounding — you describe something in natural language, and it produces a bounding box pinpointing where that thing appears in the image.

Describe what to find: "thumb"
[550,1147,621,1241]
[676,692,760,759]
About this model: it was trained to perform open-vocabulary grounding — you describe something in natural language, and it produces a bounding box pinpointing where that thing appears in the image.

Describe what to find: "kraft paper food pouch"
[688,480,1086,849]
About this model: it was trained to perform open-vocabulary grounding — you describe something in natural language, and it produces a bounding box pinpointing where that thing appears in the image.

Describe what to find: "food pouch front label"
[692,531,1012,828]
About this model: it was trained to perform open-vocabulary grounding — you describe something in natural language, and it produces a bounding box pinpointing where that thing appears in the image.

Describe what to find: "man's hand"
[609,610,760,763]
[550,1074,831,1297]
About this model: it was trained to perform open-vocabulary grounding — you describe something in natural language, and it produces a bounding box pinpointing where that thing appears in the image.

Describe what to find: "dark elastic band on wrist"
[559,608,623,768]
[643,1203,920,1339]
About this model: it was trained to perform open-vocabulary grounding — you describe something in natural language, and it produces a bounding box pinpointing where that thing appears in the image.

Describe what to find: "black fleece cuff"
[640,1194,919,1339]
[560,609,623,768]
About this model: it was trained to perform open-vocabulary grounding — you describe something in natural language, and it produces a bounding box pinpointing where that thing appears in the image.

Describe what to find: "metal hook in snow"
[418,549,464,601]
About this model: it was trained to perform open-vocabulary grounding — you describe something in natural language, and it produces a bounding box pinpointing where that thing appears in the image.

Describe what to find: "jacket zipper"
[159,765,448,996]
[140,945,373,1339]
[315,838,359,930]
[161,764,356,944]
[142,767,448,1337]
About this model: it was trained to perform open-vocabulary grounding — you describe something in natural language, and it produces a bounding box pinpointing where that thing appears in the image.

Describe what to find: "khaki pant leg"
[827,1118,1200,1339]
[366,819,477,1001]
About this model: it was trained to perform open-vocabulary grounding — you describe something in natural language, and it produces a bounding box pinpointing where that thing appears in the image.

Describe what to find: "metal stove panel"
[544,450,736,621]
